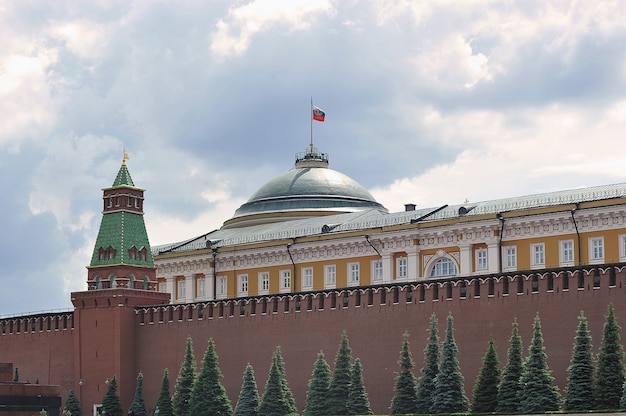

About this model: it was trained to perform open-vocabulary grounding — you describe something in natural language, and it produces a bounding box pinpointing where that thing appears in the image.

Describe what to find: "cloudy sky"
[1,0,626,316]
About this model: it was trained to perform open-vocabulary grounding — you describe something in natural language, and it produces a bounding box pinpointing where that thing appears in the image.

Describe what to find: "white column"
[487,242,499,272]
[185,274,194,302]
[407,246,420,281]
[459,244,472,276]
[382,253,393,283]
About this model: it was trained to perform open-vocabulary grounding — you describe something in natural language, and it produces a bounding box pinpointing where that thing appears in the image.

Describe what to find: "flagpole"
[310,97,313,153]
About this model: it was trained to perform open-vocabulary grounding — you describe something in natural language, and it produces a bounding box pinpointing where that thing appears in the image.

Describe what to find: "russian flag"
[312,106,325,122]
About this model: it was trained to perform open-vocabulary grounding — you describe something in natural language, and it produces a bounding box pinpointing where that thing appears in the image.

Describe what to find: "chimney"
[405,203,416,212]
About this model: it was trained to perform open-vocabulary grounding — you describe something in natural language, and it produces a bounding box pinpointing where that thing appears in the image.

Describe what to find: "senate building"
[2,143,626,415]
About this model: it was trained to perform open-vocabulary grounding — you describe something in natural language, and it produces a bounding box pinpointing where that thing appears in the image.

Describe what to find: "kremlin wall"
[2,148,626,415]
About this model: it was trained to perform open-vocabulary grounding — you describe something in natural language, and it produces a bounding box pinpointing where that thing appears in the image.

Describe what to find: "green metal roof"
[112,163,135,187]
[90,211,154,267]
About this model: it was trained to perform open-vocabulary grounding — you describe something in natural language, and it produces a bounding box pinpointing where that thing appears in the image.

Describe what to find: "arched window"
[95,276,102,289]
[128,275,136,289]
[109,274,117,288]
[429,257,457,277]
[142,277,149,290]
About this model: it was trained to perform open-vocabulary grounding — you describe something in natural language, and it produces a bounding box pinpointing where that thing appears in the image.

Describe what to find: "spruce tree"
[620,381,626,410]
[154,369,173,416]
[390,332,418,415]
[471,336,500,413]
[564,311,594,411]
[64,389,82,416]
[102,376,123,416]
[594,303,625,410]
[304,351,331,416]
[173,336,196,416]
[496,319,523,413]
[347,358,372,415]
[415,313,439,413]
[432,313,469,413]
[235,363,260,416]
[258,348,295,416]
[189,338,232,416]
[130,372,148,416]
[274,346,297,414]
[517,314,560,413]
[326,331,353,415]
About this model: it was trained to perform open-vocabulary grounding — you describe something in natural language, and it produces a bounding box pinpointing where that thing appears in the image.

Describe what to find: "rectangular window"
[158,282,167,293]
[531,243,545,268]
[217,276,227,299]
[238,274,248,296]
[325,265,336,288]
[590,237,604,264]
[198,278,205,297]
[476,249,488,271]
[258,272,270,294]
[280,270,291,293]
[177,280,186,300]
[372,260,383,282]
[504,246,517,270]
[302,267,313,289]
[348,263,359,286]
[560,240,574,266]
[620,235,626,261]
[396,257,408,279]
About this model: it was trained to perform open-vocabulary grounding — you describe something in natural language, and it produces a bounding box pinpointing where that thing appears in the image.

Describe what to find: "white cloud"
[211,0,334,58]
[50,20,111,61]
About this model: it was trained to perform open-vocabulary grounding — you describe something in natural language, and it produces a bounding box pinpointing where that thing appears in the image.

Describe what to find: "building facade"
[1,148,626,415]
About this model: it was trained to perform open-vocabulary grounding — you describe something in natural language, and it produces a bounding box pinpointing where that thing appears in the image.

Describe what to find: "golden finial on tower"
[122,148,129,165]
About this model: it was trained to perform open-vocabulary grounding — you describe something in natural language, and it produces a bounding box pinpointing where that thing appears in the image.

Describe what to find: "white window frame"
[302,267,313,289]
[348,262,360,286]
[531,243,545,269]
[589,237,604,264]
[238,274,248,297]
[504,245,517,270]
[216,276,227,299]
[396,257,408,280]
[476,249,488,271]
[429,257,457,277]
[620,234,626,262]
[177,280,186,300]
[280,270,291,293]
[158,282,167,293]
[197,277,205,297]
[325,265,336,289]
[258,272,270,295]
[371,259,383,282]
[560,240,574,266]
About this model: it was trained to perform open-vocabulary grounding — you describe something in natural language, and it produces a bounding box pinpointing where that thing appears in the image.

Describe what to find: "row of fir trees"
[61,303,626,416]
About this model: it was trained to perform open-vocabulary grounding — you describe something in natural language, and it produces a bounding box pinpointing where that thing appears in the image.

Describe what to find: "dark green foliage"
[64,389,82,416]
[189,339,232,416]
[235,363,260,416]
[416,313,439,414]
[620,381,626,410]
[347,358,372,415]
[326,331,353,416]
[496,319,523,413]
[432,313,469,413]
[517,314,560,413]
[594,303,625,410]
[304,351,331,416]
[154,369,173,416]
[274,346,297,413]
[102,376,123,416]
[130,372,148,416]
[471,336,500,413]
[173,336,196,416]
[258,347,296,416]
[13,367,18,382]
[390,332,418,415]
[564,311,594,411]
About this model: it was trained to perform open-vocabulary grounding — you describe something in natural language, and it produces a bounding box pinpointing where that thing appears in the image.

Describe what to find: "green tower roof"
[112,161,135,187]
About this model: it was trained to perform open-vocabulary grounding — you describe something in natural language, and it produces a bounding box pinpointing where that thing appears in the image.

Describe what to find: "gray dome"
[223,151,387,228]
